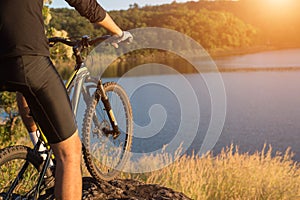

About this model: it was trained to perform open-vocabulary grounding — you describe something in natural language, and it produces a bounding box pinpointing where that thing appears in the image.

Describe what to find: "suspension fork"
[96,80,120,139]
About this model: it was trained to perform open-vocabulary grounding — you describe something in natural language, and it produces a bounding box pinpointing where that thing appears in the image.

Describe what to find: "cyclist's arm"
[65,0,122,36]
[95,13,123,36]
[65,0,106,23]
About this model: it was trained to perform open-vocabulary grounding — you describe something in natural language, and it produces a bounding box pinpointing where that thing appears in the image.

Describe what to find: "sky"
[49,0,191,11]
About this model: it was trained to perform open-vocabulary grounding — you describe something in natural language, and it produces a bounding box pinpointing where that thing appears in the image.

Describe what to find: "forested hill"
[50,0,300,52]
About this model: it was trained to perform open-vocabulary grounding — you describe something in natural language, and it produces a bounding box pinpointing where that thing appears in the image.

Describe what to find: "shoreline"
[208,44,300,59]
[56,44,300,77]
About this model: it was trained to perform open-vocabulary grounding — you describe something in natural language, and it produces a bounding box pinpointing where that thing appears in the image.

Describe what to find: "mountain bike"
[0,35,133,199]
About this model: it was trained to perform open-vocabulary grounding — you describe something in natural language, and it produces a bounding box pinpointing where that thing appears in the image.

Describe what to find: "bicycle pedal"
[43,176,55,189]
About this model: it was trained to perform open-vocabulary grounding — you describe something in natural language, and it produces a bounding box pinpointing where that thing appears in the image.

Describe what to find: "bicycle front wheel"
[0,145,52,199]
[82,82,133,181]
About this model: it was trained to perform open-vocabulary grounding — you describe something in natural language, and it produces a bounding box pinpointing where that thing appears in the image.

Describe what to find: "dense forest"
[47,0,300,77]
[49,0,300,52]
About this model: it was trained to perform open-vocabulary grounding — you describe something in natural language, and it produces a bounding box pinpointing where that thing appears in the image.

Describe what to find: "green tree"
[0,92,25,147]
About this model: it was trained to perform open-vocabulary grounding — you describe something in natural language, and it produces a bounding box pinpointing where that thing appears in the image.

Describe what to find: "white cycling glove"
[111,31,133,48]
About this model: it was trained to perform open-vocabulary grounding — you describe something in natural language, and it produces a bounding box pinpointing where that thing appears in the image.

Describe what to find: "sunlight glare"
[271,0,288,4]
[264,0,294,14]
[266,0,293,7]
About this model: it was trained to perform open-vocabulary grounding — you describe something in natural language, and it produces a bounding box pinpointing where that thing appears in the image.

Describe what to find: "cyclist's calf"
[51,131,82,200]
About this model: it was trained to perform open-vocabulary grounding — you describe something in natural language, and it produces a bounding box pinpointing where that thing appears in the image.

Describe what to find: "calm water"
[117,71,300,160]
[214,71,300,159]
[215,48,300,69]
[118,48,300,161]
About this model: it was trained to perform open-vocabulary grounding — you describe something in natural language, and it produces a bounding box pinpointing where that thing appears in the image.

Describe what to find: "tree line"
[50,2,257,51]
[47,0,300,77]
[49,0,300,51]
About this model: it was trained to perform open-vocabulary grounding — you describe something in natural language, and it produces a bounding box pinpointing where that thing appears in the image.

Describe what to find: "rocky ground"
[41,177,192,200]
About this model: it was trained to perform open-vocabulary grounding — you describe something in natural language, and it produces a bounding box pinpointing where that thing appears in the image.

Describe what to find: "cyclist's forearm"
[95,13,123,36]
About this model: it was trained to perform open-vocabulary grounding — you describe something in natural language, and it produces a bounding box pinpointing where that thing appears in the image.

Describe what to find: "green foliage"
[50,8,106,38]
[50,0,300,50]
[49,3,258,50]
[0,92,26,147]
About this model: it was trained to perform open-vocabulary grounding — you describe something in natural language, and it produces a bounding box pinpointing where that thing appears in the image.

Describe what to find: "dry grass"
[122,145,300,200]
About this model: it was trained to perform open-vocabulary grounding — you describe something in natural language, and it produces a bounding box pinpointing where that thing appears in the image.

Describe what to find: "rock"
[39,177,191,200]
[81,177,192,200]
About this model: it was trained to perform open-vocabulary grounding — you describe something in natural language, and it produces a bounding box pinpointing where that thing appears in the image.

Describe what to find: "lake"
[213,48,300,160]
[215,48,300,69]
[97,48,300,162]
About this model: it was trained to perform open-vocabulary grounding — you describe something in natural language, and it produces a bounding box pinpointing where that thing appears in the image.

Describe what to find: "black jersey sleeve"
[66,0,107,23]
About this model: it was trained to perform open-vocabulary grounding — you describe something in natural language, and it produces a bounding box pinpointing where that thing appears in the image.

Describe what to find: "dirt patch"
[40,177,192,200]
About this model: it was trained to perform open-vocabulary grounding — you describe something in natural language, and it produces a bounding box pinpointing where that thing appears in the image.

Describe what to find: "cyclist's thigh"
[0,56,77,144]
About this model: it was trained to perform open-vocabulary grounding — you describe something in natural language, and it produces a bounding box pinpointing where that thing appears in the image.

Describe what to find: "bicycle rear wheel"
[82,82,133,181]
[0,145,52,199]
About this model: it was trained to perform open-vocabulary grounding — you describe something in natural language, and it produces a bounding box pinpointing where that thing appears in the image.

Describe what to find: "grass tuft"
[122,144,300,200]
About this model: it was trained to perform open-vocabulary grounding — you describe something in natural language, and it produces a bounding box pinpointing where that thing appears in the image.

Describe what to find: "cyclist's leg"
[16,92,37,133]
[50,131,82,200]
[16,92,53,164]
[16,92,40,145]
[1,56,82,200]
[22,56,82,200]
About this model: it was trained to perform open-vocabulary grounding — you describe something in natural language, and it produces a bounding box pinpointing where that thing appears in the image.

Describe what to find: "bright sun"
[265,0,293,10]
[267,0,292,5]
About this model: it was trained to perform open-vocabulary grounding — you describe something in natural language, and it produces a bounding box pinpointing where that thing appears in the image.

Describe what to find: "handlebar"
[48,35,111,66]
[48,35,111,48]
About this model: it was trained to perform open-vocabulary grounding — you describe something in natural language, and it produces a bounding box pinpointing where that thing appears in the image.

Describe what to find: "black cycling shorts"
[0,55,77,144]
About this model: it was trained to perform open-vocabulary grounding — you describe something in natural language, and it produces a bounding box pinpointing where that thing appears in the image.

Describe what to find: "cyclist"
[0,0,133,200]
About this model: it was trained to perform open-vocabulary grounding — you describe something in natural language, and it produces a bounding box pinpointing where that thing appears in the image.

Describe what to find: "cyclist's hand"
[111,31,133,48]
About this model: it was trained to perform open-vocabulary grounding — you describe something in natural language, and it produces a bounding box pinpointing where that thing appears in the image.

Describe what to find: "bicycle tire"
[82,82,133,181]
[0,145,52,199]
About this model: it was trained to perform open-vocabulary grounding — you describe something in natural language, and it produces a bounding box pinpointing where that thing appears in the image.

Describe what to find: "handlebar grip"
[48,37,77,47]
[88,35,111,46]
